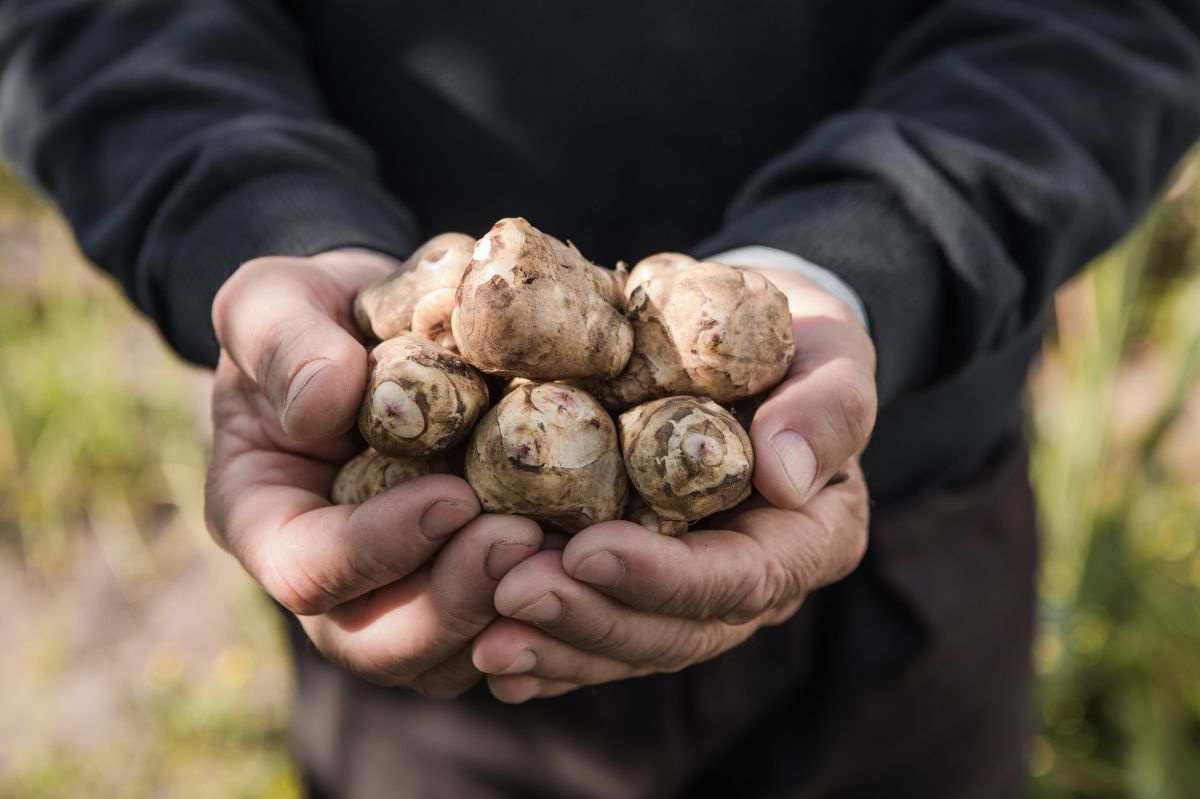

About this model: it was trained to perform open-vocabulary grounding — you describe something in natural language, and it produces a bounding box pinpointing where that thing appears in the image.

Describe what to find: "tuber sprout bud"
[619,396,754,530]
[465,382,629,534]
[359,334,489,458]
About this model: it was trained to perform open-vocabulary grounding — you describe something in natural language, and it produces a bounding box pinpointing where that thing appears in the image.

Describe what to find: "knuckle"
[723,568,777,625]
[260,549,338,617]
[657,625,722,672]
[578,612,624,655]
[833,373,877,452]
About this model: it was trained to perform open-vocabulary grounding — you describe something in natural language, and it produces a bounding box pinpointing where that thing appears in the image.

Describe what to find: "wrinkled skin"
[620,396,754,533]
[466,382,629,534]
[469,268,877,704]
[451,218,633,379]
[207,249,543,699]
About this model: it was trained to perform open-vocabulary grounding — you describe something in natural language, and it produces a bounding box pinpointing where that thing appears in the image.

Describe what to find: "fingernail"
[511,592,563,624]
[420,500,475,539]
[769,429,818,502]
[573,551,624,587]
[284,358,331,421]
[485,542,537,581]
[498,650,538,675]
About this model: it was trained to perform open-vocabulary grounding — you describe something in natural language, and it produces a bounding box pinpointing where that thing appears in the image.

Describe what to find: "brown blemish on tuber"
[588,260,795,410]
[359,334,489,458]
[331,448,453,505]
[465,382,629,534]
[620,396,754,531]
[353,233,474,349]
[451,218,633,379]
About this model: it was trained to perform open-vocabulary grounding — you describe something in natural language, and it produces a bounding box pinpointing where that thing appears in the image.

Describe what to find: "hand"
[472,269,876,701]
[205,250,542,698]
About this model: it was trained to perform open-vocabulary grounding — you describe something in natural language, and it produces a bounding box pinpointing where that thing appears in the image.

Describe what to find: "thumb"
[212,253,395,442]
[748,318,877,509]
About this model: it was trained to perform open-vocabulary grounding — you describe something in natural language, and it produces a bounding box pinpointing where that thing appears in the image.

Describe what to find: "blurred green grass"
[1,155,1199,797]
[0,166,299,799]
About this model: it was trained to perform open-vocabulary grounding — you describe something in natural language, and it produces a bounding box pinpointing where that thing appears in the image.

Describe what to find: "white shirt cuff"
[706,245,871,333]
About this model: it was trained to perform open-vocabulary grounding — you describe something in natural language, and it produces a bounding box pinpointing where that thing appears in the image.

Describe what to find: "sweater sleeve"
[695,0,1200,405]
[0,0,419,366]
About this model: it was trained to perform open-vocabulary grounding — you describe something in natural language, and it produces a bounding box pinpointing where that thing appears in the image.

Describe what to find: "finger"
[473,618,644,686]
[212,253,394,442]
[493,551,750,668]
[561,463,869,624]
[209,417,481,615]
[301,514,543,686]
[748,294,876,509]
[486,674,580,704]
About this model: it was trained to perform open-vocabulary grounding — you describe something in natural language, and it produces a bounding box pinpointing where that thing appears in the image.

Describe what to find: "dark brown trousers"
[287,440,1038,799]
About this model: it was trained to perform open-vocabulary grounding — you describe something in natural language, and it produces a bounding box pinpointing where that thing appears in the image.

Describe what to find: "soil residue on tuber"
[588,256,795,411]
[620,396,754,533]
[451,218,633,380]
[465,382,629,534]
[359,334,489,458]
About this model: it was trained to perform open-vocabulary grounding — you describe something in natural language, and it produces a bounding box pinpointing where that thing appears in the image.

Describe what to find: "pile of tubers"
[335,217,795,536]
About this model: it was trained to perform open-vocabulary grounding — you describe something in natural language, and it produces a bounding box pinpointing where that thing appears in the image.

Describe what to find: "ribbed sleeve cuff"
[693,180,947,405]
[145,171,419,367]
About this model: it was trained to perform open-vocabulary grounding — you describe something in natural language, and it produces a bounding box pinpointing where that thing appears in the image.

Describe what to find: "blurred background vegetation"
[1,148,1199,797]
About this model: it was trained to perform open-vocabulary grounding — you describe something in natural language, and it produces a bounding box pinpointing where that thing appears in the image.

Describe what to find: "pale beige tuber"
[619,396,754,533]
[587,257,795,410]
[359,334,489,458]
[331,448,453,505]
[465,382,629,534]
[353,233,475,349]
[622,251,695,302]
[451,218,633,379]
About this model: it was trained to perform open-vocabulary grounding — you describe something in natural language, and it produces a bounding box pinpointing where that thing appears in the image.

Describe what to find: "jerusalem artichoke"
[451,218,633,379]
[588,258,794,410]
[353,233,474,349]
[331,448,453,505]
[619,396,754,533]
[465,382,629,534]
[359,334,489,458]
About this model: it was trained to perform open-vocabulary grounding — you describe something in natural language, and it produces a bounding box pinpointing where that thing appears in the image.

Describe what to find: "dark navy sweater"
[2,0,1199,504]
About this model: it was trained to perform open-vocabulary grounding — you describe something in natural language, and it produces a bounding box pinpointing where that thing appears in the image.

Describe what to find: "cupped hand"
[205,250,542,698]
[472,269,877,702]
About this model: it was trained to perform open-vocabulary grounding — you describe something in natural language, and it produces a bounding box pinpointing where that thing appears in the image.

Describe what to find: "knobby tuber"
[619,396,754,534]
[331,448,453,505]
[353,233,474,349]
[465,382,629,534]
[622,251,695,302]
[359,334,489,458]
[588,257,795,411]
[451,217,633,379]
